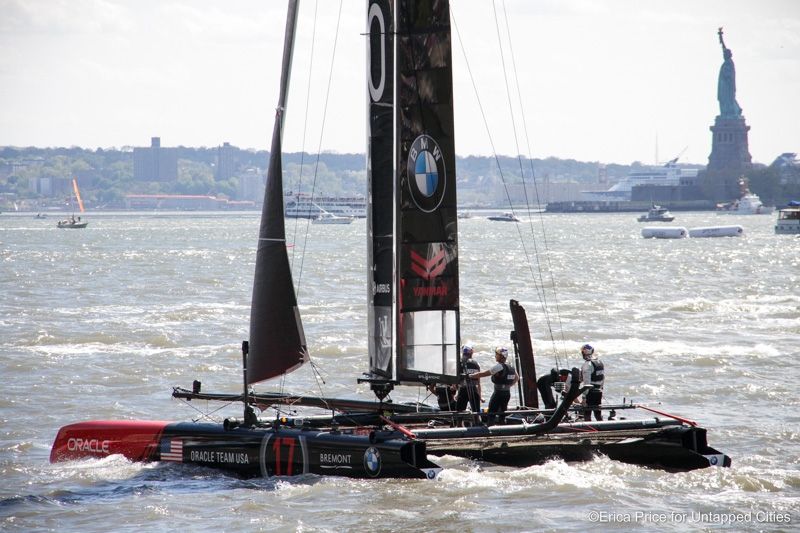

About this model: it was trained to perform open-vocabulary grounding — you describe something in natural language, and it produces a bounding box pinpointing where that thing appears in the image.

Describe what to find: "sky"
[1,0,799,166]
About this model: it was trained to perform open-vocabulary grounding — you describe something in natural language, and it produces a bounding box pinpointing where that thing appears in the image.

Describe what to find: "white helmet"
[581,344,594,360]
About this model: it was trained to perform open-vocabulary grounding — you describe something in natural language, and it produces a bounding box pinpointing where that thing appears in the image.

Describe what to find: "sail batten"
[247,0,307,385]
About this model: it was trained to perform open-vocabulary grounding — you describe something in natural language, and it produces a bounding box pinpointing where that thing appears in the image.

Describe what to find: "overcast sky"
[2,0,798,165]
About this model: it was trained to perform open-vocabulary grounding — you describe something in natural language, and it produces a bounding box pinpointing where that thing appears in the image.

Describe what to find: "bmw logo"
[709,456,718,465]
[407,134,446,213]
[364,446,382,477]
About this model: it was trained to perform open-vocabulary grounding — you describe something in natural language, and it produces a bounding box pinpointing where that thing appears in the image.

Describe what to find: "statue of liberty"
[717,28,743,118]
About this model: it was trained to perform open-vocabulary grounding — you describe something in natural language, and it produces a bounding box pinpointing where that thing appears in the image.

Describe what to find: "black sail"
[247,0,308,385]
[395,0,459,384]
[367,0,395,378]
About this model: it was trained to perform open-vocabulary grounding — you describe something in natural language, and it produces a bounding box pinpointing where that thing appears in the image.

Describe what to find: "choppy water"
[1,211,798,532]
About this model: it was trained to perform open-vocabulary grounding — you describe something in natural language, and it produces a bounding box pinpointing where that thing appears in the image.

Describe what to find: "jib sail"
[247,0,308,385]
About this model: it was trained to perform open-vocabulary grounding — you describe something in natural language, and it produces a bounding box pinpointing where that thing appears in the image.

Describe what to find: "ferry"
[284,192,366,219]
[775,203,800,234]
[583,159,698,202]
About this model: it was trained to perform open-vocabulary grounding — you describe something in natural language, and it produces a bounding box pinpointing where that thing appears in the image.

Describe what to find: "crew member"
[471,346,518,424]
[456,344,481,414]
[579,344,604,421]
[427,383,456,411]
[536,368,560,409]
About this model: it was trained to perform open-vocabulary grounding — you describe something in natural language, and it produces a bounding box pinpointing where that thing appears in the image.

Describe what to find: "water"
[1,211,798,532]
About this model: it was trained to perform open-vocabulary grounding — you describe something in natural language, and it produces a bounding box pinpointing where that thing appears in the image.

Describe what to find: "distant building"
[133,137,178,182]
[237,169,264,202]
[216,142,236,181]
[30,176,72,197]
[772,152,800,185]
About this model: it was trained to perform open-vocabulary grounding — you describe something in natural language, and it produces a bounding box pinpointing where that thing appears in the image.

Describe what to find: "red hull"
[50,420,169,463]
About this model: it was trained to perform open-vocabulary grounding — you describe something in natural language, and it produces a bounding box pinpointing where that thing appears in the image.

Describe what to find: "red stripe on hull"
[50,420,170,463]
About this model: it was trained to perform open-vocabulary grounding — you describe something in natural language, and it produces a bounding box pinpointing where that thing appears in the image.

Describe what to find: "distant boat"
[285,192,366,219]
[57,178,88,229]
[57,217,88,229]
[716,178,773,215]
[311,204,355,225]
[488,212,520,222]
[35,213,48,219]
[457,211,472,219]
[637,204,675,222]
[775,203,800,235]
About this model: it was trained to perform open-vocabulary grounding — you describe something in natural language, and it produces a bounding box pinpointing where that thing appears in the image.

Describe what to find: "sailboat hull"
[419,421,730,471]
[50,420,441,480]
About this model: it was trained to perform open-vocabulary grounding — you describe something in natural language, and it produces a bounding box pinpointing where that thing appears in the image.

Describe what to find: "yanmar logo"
[67,437,110,454]
[410,249,446,280]
[413,285,448,297]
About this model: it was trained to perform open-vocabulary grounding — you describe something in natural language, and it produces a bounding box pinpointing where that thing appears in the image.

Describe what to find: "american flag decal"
[160,438,183,462]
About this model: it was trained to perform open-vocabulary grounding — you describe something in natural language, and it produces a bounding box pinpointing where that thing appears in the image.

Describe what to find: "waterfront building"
[133,137,178,182]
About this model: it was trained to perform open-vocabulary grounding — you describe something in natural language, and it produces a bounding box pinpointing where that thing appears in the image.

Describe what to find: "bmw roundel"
[407,134,446,213]
[364,446,382,477]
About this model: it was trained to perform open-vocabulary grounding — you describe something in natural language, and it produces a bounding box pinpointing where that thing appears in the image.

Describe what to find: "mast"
[246,0,308,393]
[367,0,396,384]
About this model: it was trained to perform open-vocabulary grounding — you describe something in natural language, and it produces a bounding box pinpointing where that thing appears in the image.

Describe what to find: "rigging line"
[496,1,564,368]
[490,1,556,354]
[500,0,569,367]
[295,0,343,301]
[308,358,336,413]
[291,0,319,276]
[450,9,518,222]
[177,397,233,423]
[454,5,546,345]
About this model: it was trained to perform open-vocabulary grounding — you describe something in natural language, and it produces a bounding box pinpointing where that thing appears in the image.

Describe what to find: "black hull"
[51,420,441,480]
[420,422,730,471]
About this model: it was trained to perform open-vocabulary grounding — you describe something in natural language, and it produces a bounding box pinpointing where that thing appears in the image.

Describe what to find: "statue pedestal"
[705,116,752,201]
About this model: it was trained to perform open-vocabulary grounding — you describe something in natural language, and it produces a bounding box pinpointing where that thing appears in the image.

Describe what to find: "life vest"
[589,359,604,388]
[460,358,481,387]
[491,363,516,391]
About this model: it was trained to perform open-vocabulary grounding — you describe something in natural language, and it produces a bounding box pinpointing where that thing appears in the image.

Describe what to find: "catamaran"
[51,0,729,479]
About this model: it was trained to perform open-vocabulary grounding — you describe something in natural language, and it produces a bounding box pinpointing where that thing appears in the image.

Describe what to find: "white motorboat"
[309,202,355,224]
[488,212,520,222]
[311,212,354,225]
[637,204,675,222]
